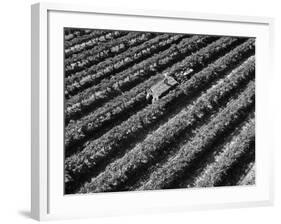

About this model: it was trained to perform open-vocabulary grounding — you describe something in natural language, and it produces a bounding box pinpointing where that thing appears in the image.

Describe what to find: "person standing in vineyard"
[163,72,169,85]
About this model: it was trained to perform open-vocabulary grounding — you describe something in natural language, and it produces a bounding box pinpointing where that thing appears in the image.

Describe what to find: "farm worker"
[163,72,169,85]
[146,89,153,102]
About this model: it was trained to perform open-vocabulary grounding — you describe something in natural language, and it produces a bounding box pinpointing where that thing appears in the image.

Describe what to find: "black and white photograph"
[64,28,255,195]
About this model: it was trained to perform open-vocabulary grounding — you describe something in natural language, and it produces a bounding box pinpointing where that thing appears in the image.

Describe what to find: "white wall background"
[0,0,279,223]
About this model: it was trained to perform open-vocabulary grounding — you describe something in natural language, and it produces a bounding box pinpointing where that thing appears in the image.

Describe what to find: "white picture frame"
[31,2,275,221]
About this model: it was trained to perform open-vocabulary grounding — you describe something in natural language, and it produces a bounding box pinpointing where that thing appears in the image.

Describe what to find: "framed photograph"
[31,2,274,221]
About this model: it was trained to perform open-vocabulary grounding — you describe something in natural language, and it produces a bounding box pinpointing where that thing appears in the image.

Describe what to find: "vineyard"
[64,28,255,194]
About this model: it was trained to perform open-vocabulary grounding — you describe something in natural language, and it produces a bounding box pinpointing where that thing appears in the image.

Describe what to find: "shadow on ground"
[18,210,32,219]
